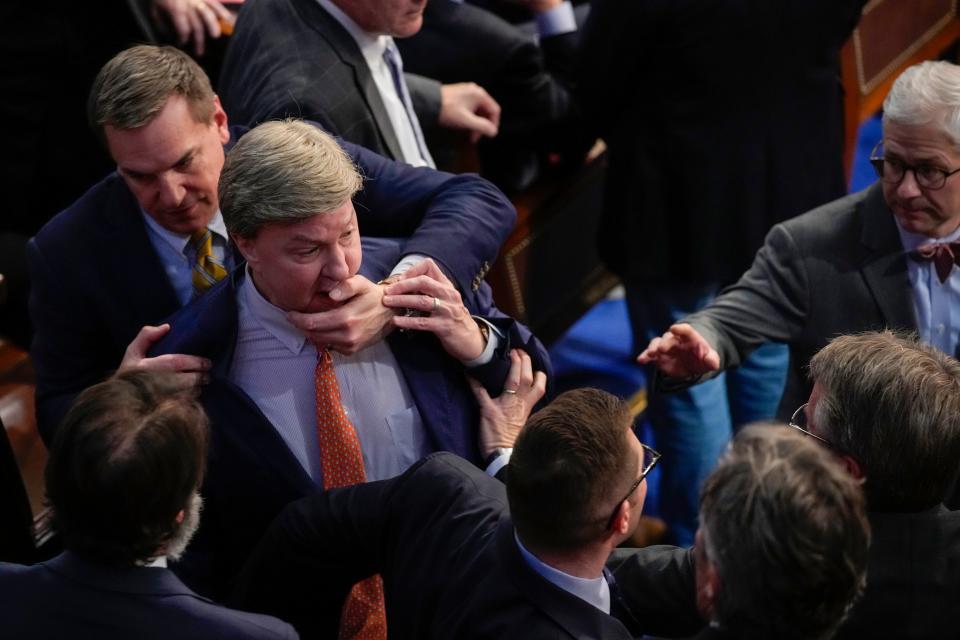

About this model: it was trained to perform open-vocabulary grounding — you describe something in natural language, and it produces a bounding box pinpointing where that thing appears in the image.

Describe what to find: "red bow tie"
[910,242,960,283]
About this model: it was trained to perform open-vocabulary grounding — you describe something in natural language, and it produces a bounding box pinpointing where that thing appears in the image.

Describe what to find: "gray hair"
[883,60,960,147]
[699,424,869,640]
[88,45,215,138]
[218,120,363,238]
[808,331,960,510]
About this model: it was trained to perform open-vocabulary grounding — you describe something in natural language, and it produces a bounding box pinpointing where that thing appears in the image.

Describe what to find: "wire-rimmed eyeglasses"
[787,403,833,448]
[606,442,661,529]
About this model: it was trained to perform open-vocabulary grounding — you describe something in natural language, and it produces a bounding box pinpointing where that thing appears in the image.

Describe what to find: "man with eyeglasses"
[787,331,960,639]
[233,387,664,639]
[639,61,960,493]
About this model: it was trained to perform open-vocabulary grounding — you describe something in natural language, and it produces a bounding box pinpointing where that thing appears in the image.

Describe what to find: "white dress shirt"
[317,0,435,168]
[515,531,611,614]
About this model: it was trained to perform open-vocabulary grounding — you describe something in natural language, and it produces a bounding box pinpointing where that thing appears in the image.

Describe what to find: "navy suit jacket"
[28,125,513,444]
[234,453,634,639]
[0,552,297,639]
[150,266,550,597]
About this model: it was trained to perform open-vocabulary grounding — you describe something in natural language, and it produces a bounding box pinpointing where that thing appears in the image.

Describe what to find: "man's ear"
[839,454,863,480]
[212,95,230,144]
[232,233,257,264]
[609,499,633,538]
[174,509,186,525]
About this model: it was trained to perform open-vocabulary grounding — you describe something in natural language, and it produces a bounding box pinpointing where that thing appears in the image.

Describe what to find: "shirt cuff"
[462,317,503,368]
[485,448,513,477]
[389,254,428,278]
[534,1,577,37]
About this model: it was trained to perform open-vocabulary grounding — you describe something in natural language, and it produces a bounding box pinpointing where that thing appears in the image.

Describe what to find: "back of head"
[883,60,960,147]
[809,331,960,510]
[699,424,869,640]
[507,388,635,552]
[45,371,209,566]
[88,44,215,139]
[218,119,363,238]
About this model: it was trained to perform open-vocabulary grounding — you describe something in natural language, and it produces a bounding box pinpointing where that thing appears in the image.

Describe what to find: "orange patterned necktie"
[189,228,228,297]
[315,349,388,640]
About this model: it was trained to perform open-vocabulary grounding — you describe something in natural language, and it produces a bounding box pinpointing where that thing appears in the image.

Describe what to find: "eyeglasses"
[787,403,833,448]
[869,141,960,191]
[606,442,661,529]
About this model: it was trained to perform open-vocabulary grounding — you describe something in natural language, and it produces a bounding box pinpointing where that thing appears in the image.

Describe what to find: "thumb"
[329,276,363,301]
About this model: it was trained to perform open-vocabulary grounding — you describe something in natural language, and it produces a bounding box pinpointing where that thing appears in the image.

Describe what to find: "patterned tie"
[315,349,388,640]
[910,241,960,283]
[382,40,435,167]
[189,229,228,296]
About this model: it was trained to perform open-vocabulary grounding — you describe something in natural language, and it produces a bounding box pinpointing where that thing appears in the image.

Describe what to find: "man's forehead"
[276,201,356,240]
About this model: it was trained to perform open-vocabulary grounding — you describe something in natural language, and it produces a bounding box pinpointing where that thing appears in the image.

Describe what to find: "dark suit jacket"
[219,0,441,161]
[681,184,917,418]
[28,125,513,444]
[836,505,960,639]
[580,0,865,285]
[0,552,297,639]
[234,453,642,639]
[150,271,550,597]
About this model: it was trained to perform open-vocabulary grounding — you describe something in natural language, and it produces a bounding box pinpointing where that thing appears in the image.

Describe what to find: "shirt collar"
[140,209,229,254]
[895,218,960,252]
[514,530,611,614]
[238,266,309,355]
[317,0,392,66]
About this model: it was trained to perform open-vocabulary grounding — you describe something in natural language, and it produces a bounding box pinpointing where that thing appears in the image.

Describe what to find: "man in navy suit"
[150,120,551,597]
[28,45,514,445]
[0,370,298,640]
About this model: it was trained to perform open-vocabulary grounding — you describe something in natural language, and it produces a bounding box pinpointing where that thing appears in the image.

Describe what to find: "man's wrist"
[484,447,513,477]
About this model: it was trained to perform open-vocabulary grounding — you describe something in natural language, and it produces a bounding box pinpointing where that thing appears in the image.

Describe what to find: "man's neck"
[522,538,610,580]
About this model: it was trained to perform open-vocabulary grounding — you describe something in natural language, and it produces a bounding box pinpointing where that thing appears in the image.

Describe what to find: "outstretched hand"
[151,0,235,56]
[636,323,720,379]
[469,349,548,458]
[439,83,501,143]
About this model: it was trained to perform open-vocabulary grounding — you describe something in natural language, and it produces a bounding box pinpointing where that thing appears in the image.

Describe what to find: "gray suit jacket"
[682,183,916,417]
[218,0,441,161]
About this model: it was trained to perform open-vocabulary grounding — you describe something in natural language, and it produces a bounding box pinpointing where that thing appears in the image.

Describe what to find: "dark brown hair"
[45,371,209,565]
[507,388,636,552]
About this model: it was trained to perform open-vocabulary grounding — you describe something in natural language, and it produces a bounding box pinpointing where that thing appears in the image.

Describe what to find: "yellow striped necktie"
[189,228,228,297]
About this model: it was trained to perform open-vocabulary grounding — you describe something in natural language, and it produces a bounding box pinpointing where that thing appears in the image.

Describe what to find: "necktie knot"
[189,228,228,296]
[910,241,960,283]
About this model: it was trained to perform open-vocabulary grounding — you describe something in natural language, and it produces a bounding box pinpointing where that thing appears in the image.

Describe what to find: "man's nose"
[324,246,351,281]
[157,173,186,207]
[896,168,923,199]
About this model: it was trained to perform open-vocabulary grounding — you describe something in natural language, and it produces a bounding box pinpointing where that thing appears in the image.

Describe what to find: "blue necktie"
[382,41,434,166]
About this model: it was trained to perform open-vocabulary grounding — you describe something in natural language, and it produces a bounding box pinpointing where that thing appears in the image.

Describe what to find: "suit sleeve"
[27,237,110,444]
[608,545,705,637]
[232,471,402,639]
[682,222,810,376]
[342,138,515,309]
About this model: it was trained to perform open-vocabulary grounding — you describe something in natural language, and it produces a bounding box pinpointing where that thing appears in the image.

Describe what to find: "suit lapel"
[295,0,406,161]
[99,181,181,328]
[858,184,917,331]
[387,331,477,460]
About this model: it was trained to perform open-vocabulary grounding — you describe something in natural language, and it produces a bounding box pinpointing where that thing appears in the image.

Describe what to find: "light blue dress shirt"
[896,222,960,357]
[141,210,233,306]
[229,268,433,484]
[515,531,611,614]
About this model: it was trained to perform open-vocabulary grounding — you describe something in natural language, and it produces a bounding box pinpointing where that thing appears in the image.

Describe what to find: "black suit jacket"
[235,453,646,639]
[580,0,866,285]
[0,552,297,639]
[219,0,441,160]
[836,505,960,639]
